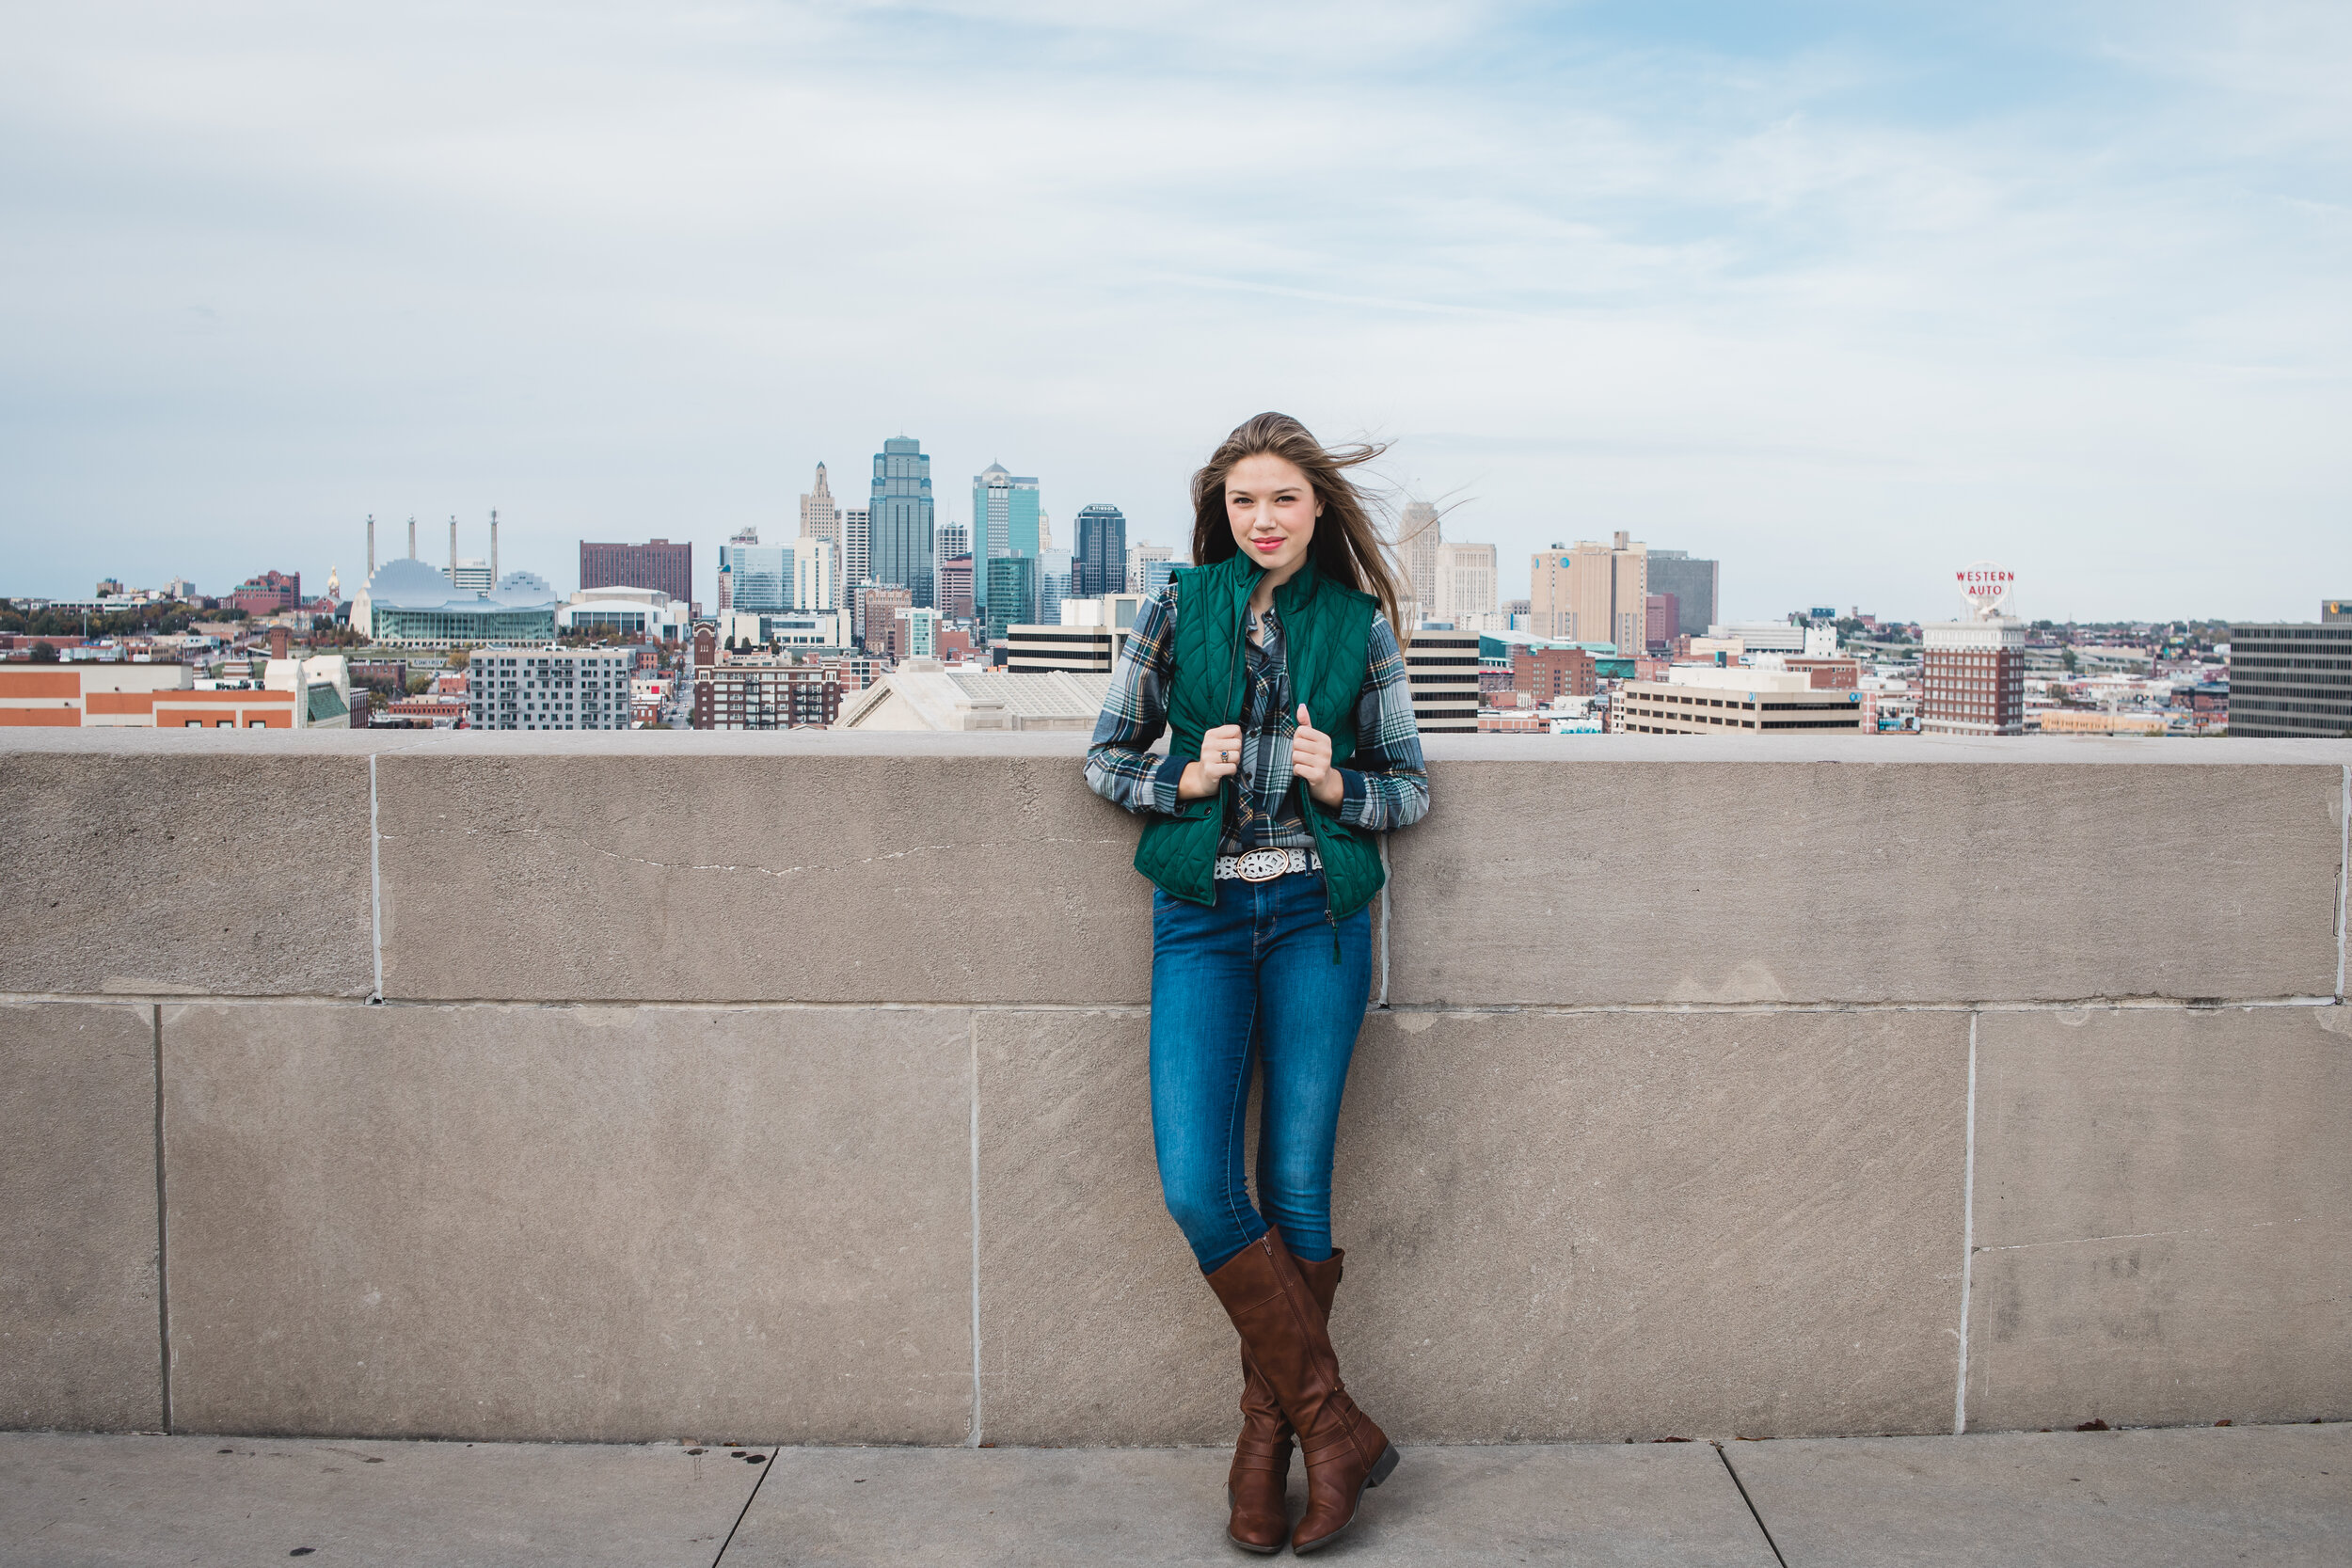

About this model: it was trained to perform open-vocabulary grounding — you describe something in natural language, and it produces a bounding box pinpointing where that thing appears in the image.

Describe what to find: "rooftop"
[3,1424,2341,1565]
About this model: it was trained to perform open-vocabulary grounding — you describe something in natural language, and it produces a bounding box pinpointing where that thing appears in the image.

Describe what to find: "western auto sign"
[1956,562,2014,620]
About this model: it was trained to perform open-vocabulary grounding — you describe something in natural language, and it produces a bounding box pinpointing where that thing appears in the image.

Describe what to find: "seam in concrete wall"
[368,753,385,1004]
[966,1015,983,1449]
[3,991,2341,1015]
[151,1003,171,1433]
[1952,1010,1978,1436]
[1377,835,1391,1008]
[2337,764,2347,1003]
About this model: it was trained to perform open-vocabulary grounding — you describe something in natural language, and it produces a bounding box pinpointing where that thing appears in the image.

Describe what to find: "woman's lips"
[1252,537,1283,551]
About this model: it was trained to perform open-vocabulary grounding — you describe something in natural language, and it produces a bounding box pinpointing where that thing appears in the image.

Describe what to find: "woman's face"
[1225,453,1321,578]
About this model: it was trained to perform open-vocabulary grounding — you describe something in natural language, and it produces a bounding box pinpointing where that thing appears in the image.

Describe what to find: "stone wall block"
[0,1002,161,1431]
[1389,761,2344,1006]
[976,1006,1968,1444]
[1338,1008,1969,1440]
[162,1002,975,1443]
[973,1009,1240,1446]
[375,753,1151,1003]
[0,754,373,997]
[1964,1006,2352,1432]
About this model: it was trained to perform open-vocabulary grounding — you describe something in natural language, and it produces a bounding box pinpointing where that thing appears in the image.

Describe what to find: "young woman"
[1086,412,1429,1554]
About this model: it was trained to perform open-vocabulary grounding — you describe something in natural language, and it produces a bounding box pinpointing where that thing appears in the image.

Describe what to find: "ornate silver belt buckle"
[1235,848,1291,883]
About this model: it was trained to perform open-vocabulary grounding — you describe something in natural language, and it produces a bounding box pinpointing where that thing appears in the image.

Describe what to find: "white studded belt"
[1214,847,1323,883]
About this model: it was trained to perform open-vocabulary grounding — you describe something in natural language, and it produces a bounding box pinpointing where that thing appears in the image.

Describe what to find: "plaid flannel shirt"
[1085,583,1429,855]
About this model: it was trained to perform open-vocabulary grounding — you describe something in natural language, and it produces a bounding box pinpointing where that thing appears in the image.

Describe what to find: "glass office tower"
[985,557,1037,643]
[869,436,937,609]
[1037,548,1072,627]
[971,463,1041,620]
[720,536,790,612]
[1073,503,1127,598]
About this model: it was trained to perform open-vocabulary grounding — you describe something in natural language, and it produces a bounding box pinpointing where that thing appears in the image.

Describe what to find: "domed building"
[350,559,561,646]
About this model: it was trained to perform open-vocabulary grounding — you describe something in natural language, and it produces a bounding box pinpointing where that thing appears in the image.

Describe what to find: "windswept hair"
[1188,413,1408,641]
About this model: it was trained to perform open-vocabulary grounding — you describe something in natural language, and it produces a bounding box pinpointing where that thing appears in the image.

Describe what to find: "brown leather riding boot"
[1225,1247,1344,1554]
[1205,1230,1397,1555]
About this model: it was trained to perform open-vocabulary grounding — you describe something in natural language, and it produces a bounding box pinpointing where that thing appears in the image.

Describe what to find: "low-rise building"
[557,585,690,643]
[630,675,671,727]
[387,694,468,727]
[719,609,846,650]
[2229,614,2352,737]
[353,561,561,646]
[1406,628,1480,734]
[2036,709,2169,736]
[692,659,840,730]
[834,661,1111,731]
[2,663,200,726]
[1006,624,1120,674]
[1613,666,1867,735]
[1511,644,1597,705]
[1,656,350,728]
[1779,656,1862,689]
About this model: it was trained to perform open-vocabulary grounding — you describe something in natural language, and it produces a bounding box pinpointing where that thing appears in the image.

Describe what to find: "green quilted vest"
[1132,550,1387,925]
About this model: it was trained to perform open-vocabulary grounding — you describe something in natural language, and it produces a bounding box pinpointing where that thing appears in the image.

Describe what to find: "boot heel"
[1367,1444,1400,1487]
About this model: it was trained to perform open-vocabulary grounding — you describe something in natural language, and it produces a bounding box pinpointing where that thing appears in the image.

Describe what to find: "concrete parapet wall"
[2,731,2346,1444]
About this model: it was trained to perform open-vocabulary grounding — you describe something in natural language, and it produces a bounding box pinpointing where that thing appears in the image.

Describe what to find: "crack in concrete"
[570,840,1126,880]
[1975,1217,2316,1254]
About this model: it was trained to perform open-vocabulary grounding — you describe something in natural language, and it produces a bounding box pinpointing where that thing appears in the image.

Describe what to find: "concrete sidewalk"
[2,1424,2343,1566]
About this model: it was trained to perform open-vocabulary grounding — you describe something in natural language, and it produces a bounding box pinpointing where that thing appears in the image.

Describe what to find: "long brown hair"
[1188,412,1408,641]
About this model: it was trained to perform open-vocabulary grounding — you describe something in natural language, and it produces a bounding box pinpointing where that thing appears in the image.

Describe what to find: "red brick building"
[1784,656,1861,690]
[1513,645,1598,705]
[579,539,691,607]
[230,570,302,615]
[1644,593,1679,652]
[692,662,840,730]
[1921,621,2026,736]
[937,554,975,621]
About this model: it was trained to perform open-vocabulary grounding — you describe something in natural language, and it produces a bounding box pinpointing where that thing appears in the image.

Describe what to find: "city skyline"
[2,7,2346,621]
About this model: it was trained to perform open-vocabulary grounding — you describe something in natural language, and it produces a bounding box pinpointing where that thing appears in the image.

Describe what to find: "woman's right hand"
[1177,723,1244,800]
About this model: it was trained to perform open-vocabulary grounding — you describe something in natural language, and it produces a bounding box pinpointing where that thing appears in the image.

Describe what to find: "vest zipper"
[1277,592,1346,960]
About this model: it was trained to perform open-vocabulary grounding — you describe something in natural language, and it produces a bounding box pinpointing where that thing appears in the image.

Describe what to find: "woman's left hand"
[1290,705,1345,810]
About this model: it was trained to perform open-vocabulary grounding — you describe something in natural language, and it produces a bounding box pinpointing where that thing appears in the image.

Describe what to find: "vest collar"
[1236,554,1321,619]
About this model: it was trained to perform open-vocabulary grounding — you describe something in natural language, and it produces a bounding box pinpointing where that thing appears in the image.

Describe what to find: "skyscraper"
[1073,503,1127,598]
[842,507,869,593]
[800,464,842,605]
[869,438,935,608]
[985,557,1038,643]
[1037,548,1072,628]
[1397,501,1442,619]
[1433,542,1498,625]
[793,538,838,612]
[1645,549,1720,638]
[1129,541,1175,597]
[717,526,758,611]
[938,554,976,620]
[972,463,1041,619]
[934,519,969,602]
[1529,532,1646,651]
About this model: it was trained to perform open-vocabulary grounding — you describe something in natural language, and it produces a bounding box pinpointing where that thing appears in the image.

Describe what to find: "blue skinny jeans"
[1150,871,1374,1274]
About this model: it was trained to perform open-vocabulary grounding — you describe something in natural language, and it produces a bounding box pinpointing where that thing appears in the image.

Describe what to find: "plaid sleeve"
[1085,586,1190,816]
[1335,616,1429,832]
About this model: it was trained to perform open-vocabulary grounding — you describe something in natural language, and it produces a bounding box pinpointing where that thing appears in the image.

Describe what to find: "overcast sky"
[3,1,2346,622]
